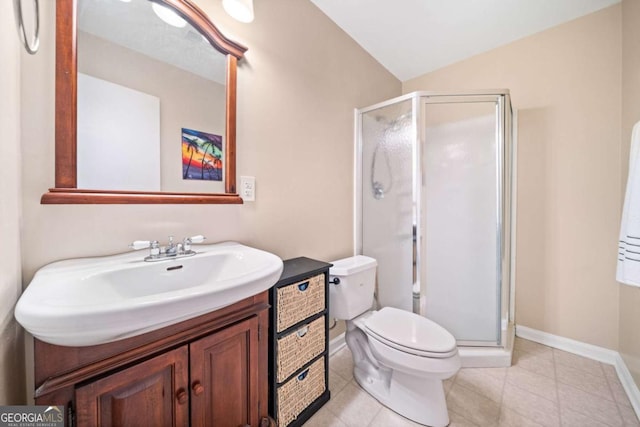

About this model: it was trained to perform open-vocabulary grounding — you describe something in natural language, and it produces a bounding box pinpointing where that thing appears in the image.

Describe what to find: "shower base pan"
[458,322,515,368]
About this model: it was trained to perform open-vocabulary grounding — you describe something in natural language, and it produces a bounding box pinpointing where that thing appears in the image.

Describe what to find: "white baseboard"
[516,325,640,418]
[614,353,640,418]
[515,325,619,364]
[329,333,346,356]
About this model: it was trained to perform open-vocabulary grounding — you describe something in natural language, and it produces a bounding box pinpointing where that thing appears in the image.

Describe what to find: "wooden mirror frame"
[42,0,248,204]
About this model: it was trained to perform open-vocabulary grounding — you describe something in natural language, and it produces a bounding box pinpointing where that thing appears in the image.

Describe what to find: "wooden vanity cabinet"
[190,316,260,427]
[75,346,190,426]
[33,292,269,427]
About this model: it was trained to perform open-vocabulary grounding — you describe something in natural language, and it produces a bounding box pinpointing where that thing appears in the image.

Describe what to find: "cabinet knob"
[176,388,188,405]
[192,381,204,396]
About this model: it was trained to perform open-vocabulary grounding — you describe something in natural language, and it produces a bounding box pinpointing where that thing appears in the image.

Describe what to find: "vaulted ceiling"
[309,0,620,81]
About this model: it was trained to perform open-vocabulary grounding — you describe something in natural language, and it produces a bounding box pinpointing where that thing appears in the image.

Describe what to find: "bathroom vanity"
[33,292,270,426]
[16,241,283,426]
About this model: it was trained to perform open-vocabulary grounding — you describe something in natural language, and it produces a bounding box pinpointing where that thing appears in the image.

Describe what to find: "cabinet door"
[75,346,189,427]
[190,316,260,427]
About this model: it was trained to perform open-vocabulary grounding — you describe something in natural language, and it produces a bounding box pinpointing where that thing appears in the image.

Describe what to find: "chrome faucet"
[129,235,206,262]
[165,236,178,256]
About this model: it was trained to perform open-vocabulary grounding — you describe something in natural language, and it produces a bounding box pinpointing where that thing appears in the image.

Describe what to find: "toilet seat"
[364,307,457,358]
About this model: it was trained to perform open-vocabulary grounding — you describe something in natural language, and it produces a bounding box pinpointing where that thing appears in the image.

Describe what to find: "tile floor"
[304,337,640,427]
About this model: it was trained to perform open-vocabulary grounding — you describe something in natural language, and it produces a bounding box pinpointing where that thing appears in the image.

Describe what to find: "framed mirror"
[42,0,247,204]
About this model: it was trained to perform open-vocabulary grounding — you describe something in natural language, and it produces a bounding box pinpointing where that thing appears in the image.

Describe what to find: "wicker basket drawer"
[277,357,326,427]
[277,316,325,383]
[276,274,325,332]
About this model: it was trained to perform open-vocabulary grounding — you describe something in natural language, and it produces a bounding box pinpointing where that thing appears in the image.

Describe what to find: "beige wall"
[20,0,399,281]
[18,0,399,355]
[620,0,640,383]
[78,32,227,193]
[0,2,26,404]
[404,5,622,349]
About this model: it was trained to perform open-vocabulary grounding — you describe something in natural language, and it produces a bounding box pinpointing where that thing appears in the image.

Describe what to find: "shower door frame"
[354,92,418,256]
[355,90,514,348]
[354,92,420,310]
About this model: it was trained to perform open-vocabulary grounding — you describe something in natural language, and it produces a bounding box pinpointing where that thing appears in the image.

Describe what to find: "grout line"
[449,380,502,425]
[613,354,640,420]
[449,409,481,427]
[365,405,384,427]
[329,338,636,426]
[497,361,509,424]
[516,326,640,421]
[492,342,560,424]
[553,362,619,405]
[601,362,627,426]
[503,377,560,406]
[552,348,564,426]
[328,368,350,396]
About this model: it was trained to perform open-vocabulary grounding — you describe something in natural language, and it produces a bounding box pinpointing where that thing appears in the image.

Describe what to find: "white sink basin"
[15,241,283,347]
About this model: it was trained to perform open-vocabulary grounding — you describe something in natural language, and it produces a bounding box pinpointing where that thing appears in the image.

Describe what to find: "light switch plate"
[240,176,255,202]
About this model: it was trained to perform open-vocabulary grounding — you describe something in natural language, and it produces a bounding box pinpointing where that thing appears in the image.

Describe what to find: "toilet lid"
[364,307,457,357]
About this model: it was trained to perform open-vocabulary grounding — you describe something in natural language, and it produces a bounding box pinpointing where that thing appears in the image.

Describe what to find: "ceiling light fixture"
[222,0,254,23]
[151,3,187,28]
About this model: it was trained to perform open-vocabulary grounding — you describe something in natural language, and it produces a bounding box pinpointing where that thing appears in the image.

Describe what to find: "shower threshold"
[457,322,515,368]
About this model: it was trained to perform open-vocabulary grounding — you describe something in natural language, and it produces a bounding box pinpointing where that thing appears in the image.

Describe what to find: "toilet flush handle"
[329,277,340,285]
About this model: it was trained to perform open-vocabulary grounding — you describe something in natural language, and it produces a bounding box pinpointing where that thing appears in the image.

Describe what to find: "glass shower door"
[421,96,503,345]
[359,98,415,311]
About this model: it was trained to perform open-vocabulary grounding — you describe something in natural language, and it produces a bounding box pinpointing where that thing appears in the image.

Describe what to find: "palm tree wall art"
[181,128,223,181]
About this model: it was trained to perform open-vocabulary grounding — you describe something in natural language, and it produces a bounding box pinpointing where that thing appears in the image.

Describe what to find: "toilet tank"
[329,255,377,320]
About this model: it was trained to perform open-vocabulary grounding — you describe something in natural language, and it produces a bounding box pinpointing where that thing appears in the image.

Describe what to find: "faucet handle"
[183,235,205,252]
[150,240,160,257]
[188,235,206,244]
[130,240,151,250]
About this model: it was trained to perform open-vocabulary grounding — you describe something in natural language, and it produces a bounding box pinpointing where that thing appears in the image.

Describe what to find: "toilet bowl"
[330,256,460,427]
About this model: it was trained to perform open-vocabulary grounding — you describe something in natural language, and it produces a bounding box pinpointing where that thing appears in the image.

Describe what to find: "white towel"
[617,121,640,287]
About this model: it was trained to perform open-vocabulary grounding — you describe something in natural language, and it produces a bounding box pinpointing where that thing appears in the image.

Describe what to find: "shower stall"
[355,90,515,367]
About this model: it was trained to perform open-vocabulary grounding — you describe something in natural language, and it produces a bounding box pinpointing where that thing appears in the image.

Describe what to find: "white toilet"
[329,255,460,427]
